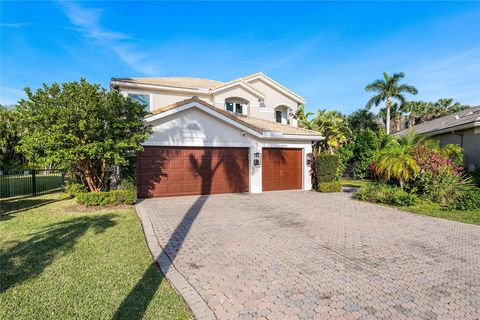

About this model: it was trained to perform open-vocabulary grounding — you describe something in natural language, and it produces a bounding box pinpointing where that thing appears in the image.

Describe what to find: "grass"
[342,178,480,225]
[0,193,192,320]
[399,201,480,226]
[339,178,373,188]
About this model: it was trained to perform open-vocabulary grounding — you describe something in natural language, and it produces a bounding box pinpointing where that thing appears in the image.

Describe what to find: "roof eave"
[110,80,211,94]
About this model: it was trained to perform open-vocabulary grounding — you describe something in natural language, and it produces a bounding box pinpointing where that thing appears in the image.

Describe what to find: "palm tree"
[312,109,351,155]
[365,72,418,134]
[401,101,428,127]
[294,105,316,130]
[375,131,423,189]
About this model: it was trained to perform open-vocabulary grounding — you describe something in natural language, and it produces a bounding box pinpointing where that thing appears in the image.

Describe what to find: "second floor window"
[128,93,150,111]
[275,110,282,123]
[225,102,243,114]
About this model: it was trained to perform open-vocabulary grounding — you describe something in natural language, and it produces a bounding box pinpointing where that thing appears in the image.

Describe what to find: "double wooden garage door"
[137,146,302,198]
[137,146,249,198]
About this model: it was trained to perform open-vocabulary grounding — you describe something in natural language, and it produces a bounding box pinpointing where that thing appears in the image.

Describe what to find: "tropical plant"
[294,105,316,130]
[374,131,424,188]
[417,169,473,204]
[311,110,351,154]
[379,102,404,132]
[17,78,151,192]
[365,72,418,134]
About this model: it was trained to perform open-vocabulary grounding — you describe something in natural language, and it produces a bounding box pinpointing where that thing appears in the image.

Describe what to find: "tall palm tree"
[365,72,418,134]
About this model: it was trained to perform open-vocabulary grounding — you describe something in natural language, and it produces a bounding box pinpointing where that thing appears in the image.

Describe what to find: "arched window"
[225,97,248,115]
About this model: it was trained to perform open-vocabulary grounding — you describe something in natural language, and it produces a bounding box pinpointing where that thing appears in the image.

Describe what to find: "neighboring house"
[111,73,322,198]
[396,106,480,171]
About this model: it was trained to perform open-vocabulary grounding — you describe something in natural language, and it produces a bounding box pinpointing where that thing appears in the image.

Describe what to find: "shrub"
[354,183,418,206]
[76,189,136,206]
[315,154,339,183]
[447,188,480,211]
[65,182,87,196]
[318,181,342,193]
[416,170,473,205]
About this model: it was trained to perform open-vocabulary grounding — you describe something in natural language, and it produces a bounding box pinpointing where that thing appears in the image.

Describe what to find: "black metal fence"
[0,169,65,198]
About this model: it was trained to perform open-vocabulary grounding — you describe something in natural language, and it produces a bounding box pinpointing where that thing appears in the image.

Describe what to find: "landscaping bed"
[0,193,191,320]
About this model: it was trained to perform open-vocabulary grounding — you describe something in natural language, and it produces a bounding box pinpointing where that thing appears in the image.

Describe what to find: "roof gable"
[242,72,305,103]
[145,97,323,139]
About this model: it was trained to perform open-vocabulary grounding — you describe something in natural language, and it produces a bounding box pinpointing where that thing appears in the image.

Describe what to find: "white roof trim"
[209,81,266,99]
[111,81,210,95]
[244,74,305,104]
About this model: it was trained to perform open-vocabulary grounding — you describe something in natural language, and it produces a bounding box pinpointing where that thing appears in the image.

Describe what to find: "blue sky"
[1,1,479,114]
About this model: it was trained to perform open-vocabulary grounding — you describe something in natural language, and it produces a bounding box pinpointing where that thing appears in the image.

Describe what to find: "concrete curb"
[136,202,216,320]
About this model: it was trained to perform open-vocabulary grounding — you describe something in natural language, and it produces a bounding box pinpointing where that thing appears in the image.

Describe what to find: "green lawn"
[339,178,373,188]
[341,178,480,225]
[0,193,191,320]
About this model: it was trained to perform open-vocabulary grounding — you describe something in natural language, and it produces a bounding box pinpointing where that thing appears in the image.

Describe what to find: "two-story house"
[110,72,322,198]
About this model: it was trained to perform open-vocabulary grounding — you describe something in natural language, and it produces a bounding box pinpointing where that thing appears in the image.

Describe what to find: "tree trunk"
[395,114,401,132]
[386,99,391,135]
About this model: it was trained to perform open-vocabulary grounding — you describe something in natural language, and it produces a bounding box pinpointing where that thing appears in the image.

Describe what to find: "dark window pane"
[276,110,282,123]
[235,103,243,114]
[225,102,234,112]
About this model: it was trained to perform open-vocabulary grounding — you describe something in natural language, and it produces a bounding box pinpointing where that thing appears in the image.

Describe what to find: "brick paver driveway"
[138,191,480,320]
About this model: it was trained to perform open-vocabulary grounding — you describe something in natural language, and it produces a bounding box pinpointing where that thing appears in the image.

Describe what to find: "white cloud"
[0,86,25,106]
[58,1,161,76]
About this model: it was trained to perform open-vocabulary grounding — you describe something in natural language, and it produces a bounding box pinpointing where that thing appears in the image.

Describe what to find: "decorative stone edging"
[135,202,216,320]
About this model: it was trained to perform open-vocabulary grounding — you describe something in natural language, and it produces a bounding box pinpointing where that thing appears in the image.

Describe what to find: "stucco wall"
[144,106,313,192]
[435,128,480,170]
[247,78,300,125]
[121,87,212,112]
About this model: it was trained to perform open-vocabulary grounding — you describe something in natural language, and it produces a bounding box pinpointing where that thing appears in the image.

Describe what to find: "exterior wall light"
[254,152,261,167]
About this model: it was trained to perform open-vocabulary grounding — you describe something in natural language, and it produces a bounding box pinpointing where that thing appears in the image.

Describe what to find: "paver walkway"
[138,191,480,320]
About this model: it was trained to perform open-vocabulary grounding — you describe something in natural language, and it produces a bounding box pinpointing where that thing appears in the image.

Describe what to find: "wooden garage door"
[262,148,302,191]
[137,146,249,198]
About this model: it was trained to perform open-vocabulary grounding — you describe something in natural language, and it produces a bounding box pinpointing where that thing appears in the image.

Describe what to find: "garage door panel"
[262,148,302,191]
[137,146,249,198]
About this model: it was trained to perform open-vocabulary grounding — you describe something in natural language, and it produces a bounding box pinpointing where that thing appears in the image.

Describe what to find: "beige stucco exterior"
[114,73,304,127]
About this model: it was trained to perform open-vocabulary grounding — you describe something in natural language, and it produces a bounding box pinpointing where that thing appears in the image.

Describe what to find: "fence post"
[32,169,36,196]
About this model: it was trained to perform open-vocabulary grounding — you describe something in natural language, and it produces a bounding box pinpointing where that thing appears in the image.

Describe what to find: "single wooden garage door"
[262,148,302,191]
[137,146,249,198]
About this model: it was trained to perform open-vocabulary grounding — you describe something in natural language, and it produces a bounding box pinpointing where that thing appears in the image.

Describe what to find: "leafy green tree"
[347,108,381,132]
[0,105,25,169]
[365,72,418,134]
[17,79,151,192]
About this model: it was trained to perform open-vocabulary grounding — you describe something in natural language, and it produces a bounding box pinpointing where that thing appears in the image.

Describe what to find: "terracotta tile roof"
[111,72,304,101]
[148,97,322,137]
[395,106,480,136]
[111,77,223,90]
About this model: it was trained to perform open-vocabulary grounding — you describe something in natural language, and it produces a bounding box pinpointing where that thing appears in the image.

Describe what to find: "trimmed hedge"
[318,181,342,193]
[315,154,340,183]
[76,189,136,206]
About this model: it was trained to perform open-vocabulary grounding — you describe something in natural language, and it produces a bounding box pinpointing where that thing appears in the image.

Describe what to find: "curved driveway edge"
[136,201,216,320]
